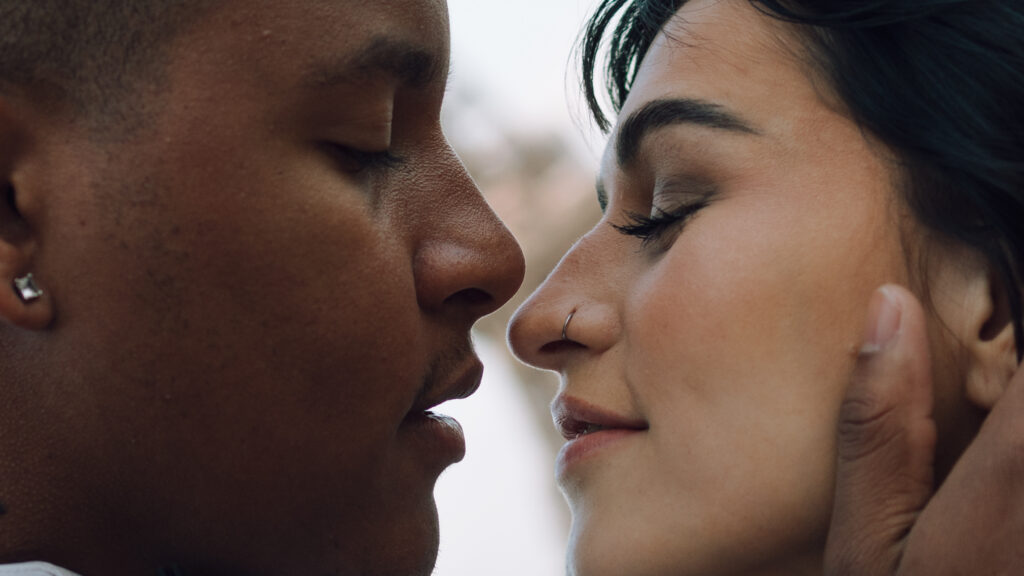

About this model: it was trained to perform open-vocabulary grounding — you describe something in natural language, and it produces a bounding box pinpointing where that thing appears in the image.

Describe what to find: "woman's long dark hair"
[580,0,1024,358]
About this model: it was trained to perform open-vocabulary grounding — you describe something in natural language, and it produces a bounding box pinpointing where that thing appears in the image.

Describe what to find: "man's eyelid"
[316,95,395,142]
[321,141,405,177]
[318,120,396,163]
[327,140,394,156]
[322,120,393,151]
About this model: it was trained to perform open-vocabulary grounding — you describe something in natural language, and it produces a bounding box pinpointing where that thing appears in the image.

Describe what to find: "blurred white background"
[433,339,567,576]
[433,1,605,575]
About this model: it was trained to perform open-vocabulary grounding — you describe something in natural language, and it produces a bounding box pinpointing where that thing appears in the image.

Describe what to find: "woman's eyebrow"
[616,98,760,167]
[302,36,441,91]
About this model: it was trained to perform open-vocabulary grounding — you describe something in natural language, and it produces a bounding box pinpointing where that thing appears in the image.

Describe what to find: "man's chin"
[362,497,441,576]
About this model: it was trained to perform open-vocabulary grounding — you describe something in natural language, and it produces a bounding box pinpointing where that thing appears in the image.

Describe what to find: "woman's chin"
[566,508,825,576]
[566,519,695,576]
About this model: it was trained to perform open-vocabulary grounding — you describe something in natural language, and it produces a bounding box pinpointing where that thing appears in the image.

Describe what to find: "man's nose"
[412,152,525,323]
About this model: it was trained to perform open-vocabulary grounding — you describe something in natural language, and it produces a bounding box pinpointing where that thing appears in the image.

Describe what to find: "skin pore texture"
[509,1,1010,575]
[0,1,524,575]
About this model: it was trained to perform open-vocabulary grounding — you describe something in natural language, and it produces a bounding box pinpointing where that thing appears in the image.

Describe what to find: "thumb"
[825,285,938,576]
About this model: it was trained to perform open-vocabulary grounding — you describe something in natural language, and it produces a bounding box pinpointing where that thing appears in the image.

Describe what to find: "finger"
[825,285,938,576]
[898,351,1024,574]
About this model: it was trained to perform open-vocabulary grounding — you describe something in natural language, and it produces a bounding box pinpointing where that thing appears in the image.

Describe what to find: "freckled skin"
[0,0,523,574]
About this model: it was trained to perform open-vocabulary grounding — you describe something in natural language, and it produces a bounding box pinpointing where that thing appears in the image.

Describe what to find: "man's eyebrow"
[616,98,759,167]
[303,36,440,90]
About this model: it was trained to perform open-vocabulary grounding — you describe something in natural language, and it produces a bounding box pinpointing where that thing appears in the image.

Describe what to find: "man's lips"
[551,394,648,440]
[399,357,483,470]
[406,356,484,417]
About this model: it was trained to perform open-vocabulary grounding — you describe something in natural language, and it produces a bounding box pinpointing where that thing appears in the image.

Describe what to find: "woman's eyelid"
[651,175,716,212]
[596,183,609,213]
[606,175,716,251]
[599,169,715,219]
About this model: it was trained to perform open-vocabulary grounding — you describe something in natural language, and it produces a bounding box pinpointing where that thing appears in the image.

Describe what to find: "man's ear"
[0,95,54,331]
[957,264,1017,411]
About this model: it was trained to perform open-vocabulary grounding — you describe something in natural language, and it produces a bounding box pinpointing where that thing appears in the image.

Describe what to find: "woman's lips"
[556,427,644,478]
[551,394,648,477]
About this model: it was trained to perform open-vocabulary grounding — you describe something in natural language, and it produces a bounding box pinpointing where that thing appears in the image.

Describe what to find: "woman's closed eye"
[614,199,710,252]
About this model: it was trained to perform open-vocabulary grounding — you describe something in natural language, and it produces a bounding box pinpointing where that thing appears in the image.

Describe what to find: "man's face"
[31,0,523,573]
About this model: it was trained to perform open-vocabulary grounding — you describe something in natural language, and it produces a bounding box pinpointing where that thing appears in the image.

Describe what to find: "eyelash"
[327,144,405,174]
[614,200,709,250]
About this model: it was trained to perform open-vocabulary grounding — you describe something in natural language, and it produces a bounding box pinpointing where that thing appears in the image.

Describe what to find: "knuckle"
[836,394,900,463]
[825,537,897,576]
[824,537,864,576]
[824,552,858,576]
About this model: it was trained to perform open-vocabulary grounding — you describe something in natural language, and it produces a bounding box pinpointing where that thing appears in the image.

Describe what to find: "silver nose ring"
[561,309,576,341]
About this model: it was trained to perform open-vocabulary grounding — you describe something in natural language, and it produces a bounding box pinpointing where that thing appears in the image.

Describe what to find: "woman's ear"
[0,96,54,331]
[960,266,1017,410]
[935,250,1020,411]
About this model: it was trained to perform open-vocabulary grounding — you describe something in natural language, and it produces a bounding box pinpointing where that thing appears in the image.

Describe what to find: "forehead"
[599,0,824,175]
[629,0,804,103]
[170,0,451,95]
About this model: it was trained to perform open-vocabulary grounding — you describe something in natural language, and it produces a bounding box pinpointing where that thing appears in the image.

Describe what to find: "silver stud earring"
[13,273,43,303]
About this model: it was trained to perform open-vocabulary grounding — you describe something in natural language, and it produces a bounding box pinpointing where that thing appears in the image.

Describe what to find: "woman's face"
[510,1,953,575]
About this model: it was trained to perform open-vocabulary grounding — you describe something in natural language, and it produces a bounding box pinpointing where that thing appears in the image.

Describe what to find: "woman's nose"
[507,232,621,371]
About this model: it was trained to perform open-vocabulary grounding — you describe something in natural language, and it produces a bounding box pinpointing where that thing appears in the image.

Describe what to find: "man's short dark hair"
[0,1,211,127]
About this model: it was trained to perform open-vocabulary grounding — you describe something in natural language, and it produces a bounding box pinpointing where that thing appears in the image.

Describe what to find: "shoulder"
[0,563,81,576]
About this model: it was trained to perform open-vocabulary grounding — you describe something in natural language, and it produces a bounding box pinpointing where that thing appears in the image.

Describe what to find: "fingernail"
[861,286,902,354]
